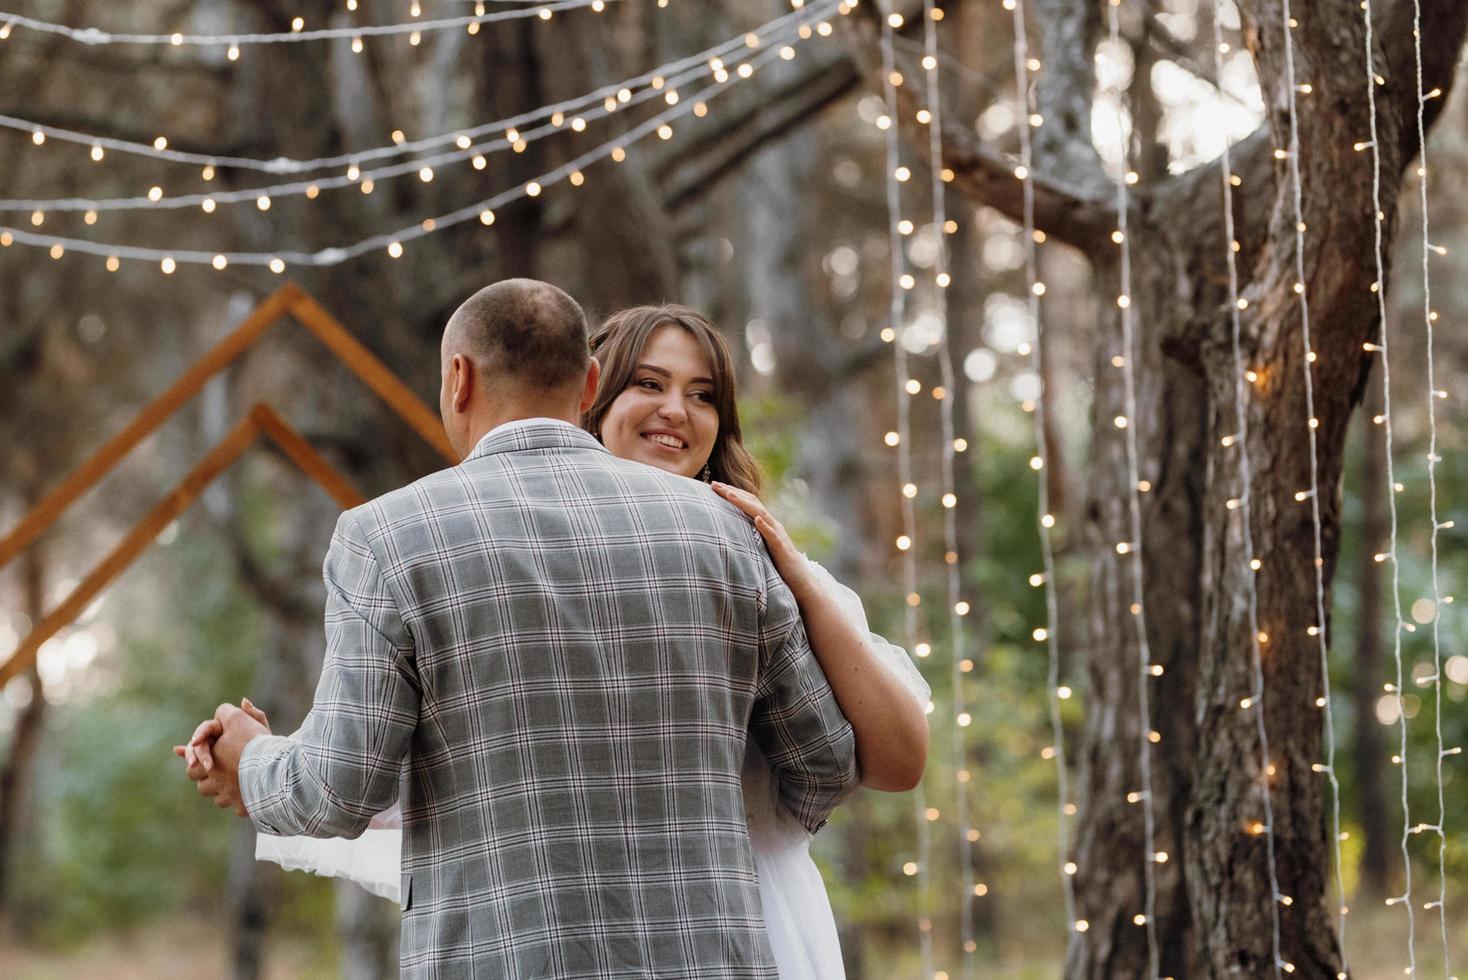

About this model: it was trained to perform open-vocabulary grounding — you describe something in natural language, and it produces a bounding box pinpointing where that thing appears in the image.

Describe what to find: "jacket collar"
[463,418,609,463]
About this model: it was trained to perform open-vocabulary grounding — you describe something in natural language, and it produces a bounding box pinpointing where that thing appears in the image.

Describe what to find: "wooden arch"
[0,284,456,687]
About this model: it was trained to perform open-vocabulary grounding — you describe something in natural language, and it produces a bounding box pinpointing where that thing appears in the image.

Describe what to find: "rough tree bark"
[849,0,1468,975]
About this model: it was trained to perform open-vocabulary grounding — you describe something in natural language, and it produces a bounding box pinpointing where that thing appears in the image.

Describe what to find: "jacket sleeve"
[239,509,420,839]
[747,560,861,835]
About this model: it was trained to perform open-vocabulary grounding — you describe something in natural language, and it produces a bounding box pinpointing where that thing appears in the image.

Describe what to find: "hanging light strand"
[0,18,826,270]
[0,6,822,215]
[0,0,615,48]
[1279,6,1354,974]
[920,2,979,973]
[1409,0,1453,967]
[0,0,825,177]
[1010,0,1079,955]
[1360,3,1415,971]
[879,8,935,977]
[1210,3,1284,976]
[1104,2,1159,975]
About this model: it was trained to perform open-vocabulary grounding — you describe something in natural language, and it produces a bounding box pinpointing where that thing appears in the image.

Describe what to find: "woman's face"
[600,325,720,480]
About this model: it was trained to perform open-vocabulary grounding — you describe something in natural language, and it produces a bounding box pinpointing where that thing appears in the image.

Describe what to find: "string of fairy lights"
[1004,0,1079,955]
[0,4,798,176]
[917,1,981,975]
[0,24,785,216]
[1102,2,1160,975]
[0,0,616,48]
[1407,0,1454,969]
[1278,4,1350,975]
[1359,5,1405,974]
[1209,1,1284,975]
[0,1,845,271]
[878,8,936,977]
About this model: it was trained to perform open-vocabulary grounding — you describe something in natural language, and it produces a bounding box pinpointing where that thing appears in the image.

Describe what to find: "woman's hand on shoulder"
[711,482,817,602]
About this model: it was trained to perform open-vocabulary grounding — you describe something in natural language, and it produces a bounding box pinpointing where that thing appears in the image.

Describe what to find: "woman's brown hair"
[582,304,763,496]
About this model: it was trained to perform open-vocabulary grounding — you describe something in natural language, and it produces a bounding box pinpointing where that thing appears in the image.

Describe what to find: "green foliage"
[9,520,266,945]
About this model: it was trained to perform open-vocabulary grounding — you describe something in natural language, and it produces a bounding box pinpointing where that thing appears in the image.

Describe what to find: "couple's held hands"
[711,482,817,603]
[173,699,271,818]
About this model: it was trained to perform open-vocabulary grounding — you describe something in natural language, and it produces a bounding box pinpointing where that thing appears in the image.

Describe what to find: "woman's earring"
[700,464,712,483]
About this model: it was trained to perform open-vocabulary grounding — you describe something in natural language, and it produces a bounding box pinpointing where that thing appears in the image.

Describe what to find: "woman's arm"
[712,482,929,792]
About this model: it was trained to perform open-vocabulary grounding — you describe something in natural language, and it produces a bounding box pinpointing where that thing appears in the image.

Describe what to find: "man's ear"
[578,357,601,414]
[451,353,475,413]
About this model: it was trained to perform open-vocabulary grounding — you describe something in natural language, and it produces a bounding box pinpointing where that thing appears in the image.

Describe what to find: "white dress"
[256,558,929,978]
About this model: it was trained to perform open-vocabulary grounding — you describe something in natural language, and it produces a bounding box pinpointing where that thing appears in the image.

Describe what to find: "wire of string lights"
[0,13,838,271]
[0,0,615,48]
[1005,0,1080,957]
[0,1,819,176]
[1407,0,1455,968]
[1208,3,1284,976]
[1101,0,1165,970]
[1277,4,1354,974]
[0,16,805,216]
[1356,6,1401,976]
[917,3,980,975]
[1100,1,1160,975]
[878,6,936,978]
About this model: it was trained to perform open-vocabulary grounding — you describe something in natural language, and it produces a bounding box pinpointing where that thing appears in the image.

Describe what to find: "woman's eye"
[691,390,714,403]
[635,378,661,391]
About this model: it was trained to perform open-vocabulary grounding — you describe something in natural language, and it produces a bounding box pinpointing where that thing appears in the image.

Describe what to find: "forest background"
[1,0,1467,977]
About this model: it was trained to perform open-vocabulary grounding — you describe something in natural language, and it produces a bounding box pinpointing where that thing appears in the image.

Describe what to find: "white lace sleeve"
[802,557,931,706]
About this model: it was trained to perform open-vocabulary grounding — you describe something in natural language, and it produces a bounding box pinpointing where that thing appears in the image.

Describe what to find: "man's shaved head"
[442,278,590,390]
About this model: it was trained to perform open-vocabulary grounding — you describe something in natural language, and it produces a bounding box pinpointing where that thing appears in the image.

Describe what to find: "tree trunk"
[227,818,269,980]
[847,0,1468,972]
[1183,2,1414,973]
[734,116,869,578]
[1066,254,1208,980]
[0,544,47,931]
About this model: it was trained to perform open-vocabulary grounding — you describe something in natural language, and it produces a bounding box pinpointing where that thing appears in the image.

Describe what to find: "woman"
[257,304,930,978]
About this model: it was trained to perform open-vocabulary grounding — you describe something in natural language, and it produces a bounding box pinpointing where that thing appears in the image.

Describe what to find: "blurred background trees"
[1,0,1466,977]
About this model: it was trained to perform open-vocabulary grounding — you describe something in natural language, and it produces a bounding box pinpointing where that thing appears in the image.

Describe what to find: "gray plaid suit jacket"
[240,420,860,978]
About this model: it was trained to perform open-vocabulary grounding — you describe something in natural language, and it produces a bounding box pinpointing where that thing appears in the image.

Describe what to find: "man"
[180,279,859,978]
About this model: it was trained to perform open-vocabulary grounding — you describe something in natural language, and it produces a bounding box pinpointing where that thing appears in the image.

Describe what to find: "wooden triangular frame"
[0,284,456,686]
